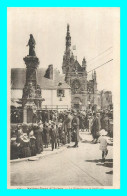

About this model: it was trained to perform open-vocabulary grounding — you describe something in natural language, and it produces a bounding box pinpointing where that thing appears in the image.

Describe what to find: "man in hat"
[43,123,50,148]
[65,110,73,143]
[62,113,68,144]
[72,112,79,147]
[50,124,57,151]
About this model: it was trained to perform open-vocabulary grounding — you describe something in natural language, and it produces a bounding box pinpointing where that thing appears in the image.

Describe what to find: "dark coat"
[50,128,57,143]
[91,117,99,138]
[11,141,19,160]
[72,116,79,128]
[30,138,36,156]
[72,116,79,142]
[21,141,31,158]
[43,127,50,144]
[65,114,73,129]
[85,116,89,129]
[34,128,43,153]
[78,115,83,129]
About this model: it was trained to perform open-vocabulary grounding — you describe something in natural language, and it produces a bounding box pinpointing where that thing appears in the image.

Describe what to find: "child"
[98,129,108,162]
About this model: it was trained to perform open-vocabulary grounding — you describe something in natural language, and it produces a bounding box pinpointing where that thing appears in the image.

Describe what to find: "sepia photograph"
[7,7,120,189]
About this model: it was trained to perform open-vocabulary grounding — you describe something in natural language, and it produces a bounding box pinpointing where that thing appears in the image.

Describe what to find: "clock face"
[72,80,81,94]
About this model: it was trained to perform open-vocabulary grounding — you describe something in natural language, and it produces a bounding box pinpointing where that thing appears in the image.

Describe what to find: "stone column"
[23,107,27,123]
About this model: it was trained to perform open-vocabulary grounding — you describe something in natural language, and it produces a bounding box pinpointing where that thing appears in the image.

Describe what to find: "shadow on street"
[82,140,92,144]
[85,159,113,169]
[105,170,113,175]
[108,143,113,146]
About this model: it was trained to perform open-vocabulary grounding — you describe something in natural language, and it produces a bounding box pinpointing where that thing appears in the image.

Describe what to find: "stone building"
[100,90,113,110]
[62,24,98,110]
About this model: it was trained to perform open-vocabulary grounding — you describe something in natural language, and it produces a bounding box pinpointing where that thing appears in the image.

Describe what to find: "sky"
[7,7,120,94]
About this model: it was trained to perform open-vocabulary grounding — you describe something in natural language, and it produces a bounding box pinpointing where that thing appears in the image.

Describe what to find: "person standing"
[62,113,68,144]
[88,115,93,132]
[50,124,57,151]
[43,123,50,148]
[98,129,108,162]
[10,137,20,160]
[91,113,100,143]
[34,124,43,154]
[29,130,36,156]
[65,110,73,143]
[72,112,79,147]
[20,133,31,158]
[103,113,110,134]
[58,119,63,143]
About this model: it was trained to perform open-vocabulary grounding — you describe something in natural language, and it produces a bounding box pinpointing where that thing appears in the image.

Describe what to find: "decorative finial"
[67,24,70,31]
[82,57,86,68]
[83,57,86,63]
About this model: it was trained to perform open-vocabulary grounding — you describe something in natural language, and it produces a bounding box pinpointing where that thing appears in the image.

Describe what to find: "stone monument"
[22,34,44,123]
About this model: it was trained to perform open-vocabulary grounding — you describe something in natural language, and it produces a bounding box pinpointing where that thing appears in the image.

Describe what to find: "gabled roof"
[11,68,70,90]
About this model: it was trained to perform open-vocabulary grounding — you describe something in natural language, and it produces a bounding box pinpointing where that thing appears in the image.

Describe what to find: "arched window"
[72,79,81,94]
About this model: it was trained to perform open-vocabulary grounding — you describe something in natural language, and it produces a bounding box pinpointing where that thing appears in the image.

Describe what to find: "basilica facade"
[62,24,98,110]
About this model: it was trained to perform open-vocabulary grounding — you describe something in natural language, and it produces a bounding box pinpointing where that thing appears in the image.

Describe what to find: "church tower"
[62,25,88,110]
[62,24,71,76]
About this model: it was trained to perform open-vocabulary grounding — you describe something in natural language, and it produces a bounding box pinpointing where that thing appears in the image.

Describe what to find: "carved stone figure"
[26,34,36,56]
[28,82,35,98]
[35,85,41,97]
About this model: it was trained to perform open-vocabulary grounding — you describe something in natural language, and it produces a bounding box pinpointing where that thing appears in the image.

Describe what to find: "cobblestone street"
[10,132,113,187]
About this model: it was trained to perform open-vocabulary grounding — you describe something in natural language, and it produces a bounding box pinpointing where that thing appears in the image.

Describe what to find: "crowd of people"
[10,109,113,160]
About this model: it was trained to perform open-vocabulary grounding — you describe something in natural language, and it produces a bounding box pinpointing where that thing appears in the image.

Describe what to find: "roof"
[11,68,70,90]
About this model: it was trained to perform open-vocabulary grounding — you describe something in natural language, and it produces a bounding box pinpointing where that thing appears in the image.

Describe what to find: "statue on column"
[26,34,36,56]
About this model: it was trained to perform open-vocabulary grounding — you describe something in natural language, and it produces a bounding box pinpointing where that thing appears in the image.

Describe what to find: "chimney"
[44,64,53,80]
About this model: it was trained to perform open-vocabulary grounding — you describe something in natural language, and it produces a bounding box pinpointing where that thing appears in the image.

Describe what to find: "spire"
[66,23,71,51]
[94,70,96,81]
[67,23,70,32]
[62,24,71,75]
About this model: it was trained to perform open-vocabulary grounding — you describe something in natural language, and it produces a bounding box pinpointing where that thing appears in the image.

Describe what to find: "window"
[57,89,65,97]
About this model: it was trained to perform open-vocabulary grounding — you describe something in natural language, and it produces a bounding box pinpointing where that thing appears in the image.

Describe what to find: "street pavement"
[10,132,113,187]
